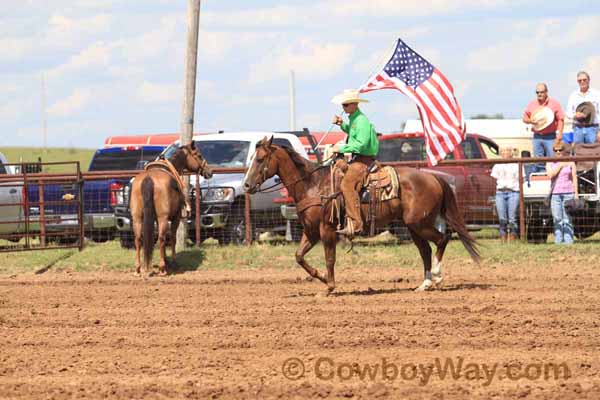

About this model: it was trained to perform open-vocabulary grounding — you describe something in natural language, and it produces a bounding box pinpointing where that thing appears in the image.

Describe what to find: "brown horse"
[243,136,480,293]
[131,142,213,275]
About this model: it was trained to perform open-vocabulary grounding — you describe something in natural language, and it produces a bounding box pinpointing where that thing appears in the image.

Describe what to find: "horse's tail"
[435,175,481,264]
[141,176,155,270]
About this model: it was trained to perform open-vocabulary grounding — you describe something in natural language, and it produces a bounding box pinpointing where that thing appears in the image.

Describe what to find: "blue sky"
[2,0,599,148]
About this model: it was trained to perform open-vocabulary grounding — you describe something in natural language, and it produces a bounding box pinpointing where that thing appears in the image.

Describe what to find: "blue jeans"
[551,193,574,244]
[532,134,555,157]
[573,125,599,144]
[496,191,519,236]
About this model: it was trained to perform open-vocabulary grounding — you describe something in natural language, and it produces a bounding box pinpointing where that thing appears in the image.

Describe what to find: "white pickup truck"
[0,151,24,239]
[114,131,310,246]
[522,156,600,243]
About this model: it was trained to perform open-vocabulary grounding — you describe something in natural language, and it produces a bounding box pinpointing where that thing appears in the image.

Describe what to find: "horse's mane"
[278,145,319,176]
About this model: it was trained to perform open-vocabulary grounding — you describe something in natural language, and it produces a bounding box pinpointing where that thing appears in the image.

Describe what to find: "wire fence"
[2,154,600,253]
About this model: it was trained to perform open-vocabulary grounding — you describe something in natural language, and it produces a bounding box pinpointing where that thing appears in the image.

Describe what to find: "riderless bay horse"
[130,142,213,275]
[243,136,480,293]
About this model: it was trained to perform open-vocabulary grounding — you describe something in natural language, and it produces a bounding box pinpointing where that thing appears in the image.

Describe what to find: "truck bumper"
[115,210,227,232]
[280,204,298,220]
[43,213,116,231]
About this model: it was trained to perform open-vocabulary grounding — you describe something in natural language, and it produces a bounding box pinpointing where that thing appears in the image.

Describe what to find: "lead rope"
[329,163,342,229]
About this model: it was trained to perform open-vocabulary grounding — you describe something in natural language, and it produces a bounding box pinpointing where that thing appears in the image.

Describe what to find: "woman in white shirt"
[491,146,520,242]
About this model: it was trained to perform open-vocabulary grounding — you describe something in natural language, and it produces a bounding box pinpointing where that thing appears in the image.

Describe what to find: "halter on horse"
[243,136,480,294]
[130,142,213,276]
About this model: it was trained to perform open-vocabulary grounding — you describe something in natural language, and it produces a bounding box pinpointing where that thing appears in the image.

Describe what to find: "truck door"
[0,162,22,235]
[460,136,498,224]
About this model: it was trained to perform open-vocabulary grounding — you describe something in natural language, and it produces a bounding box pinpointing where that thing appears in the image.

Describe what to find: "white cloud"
[0,37,33,62]
[47,41,112,79]
[203,1,512,28]
[467,40,539,72]
[137,81,181,104]
[225,94,287,107]
[48,89,91,117]
[551,15,600,47]
[249,40,354,84]
[327,0,512,17]
[577,56,600,85]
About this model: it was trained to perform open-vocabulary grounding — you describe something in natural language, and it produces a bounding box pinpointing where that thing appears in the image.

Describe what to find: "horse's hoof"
[433,275,444,288]
[326,285,336,295]
[414,279,434,292]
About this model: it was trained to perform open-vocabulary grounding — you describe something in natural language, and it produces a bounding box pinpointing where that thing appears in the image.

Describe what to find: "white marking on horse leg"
[415,279,433,292]
[431,256,443,287]
[431,256,441,276]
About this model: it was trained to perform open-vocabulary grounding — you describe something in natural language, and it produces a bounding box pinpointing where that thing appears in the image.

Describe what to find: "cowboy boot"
[336,219,359,238]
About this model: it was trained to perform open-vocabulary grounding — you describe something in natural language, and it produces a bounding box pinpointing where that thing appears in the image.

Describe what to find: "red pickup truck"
[277,131,500,240]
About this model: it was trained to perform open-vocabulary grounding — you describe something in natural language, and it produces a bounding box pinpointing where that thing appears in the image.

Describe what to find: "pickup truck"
[278,132,500,240]
[115,131,312,247]
[27,145,168,243]
[0,152,23,241]
[521,146,600,243]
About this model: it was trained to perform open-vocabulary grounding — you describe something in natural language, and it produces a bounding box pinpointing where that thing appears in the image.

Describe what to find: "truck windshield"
[378,138,426,162]
[163,140,250,167]
[88,149,164,171]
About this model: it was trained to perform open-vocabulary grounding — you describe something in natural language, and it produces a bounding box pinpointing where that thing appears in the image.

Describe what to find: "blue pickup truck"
[27,145,167,243]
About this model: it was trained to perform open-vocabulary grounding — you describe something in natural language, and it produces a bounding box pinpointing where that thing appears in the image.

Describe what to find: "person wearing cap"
[330,89,379,238]
[566,71,600,143]
[523,83,565,158]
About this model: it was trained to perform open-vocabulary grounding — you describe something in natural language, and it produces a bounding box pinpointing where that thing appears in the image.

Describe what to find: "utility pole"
[285,70,296,241]
[289,70,296,130]
[176,0,201,251]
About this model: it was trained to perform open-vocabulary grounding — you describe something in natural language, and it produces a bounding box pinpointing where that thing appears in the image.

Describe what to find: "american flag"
[360,39,465,166]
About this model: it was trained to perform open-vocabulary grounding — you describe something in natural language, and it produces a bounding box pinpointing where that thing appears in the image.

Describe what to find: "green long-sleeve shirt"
[339,109,379,156]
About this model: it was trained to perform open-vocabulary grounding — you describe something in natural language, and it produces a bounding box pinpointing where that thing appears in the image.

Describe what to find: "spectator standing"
[566,71,600,143]
[546,142,578,245]
[523,83,565,156]
[491,146,520,243]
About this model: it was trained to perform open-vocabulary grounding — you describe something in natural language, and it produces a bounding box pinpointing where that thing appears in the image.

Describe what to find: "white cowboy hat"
[331,89,369,105]
[530,106,555,131]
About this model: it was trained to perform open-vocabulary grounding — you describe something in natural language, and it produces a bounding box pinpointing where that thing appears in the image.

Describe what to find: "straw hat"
[331,89,369,105]
[530,106,555,131]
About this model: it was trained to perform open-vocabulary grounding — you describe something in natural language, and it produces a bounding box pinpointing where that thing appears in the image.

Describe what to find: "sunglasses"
[535,91,547,94]
[578,79,589,83]
[342,103,352,107]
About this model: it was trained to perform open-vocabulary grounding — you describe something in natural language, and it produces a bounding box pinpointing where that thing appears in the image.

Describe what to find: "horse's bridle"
[249,145,328,194]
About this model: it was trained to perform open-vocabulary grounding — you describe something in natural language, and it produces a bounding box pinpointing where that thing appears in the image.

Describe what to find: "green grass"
[1,237,600,275]
[0,147,95,173]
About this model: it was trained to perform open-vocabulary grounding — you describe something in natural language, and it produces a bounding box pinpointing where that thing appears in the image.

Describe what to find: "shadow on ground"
[168,248,206,273]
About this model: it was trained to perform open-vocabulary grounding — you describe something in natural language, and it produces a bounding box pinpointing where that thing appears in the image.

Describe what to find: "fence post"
[195,174,201,247]
[23,163,30,249]
[245,192,252,245]
[39,180,46,247]
[518,160,525,241]
[77,162,84,251]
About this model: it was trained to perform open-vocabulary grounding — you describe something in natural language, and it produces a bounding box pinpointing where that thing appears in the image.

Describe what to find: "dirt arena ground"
[1,261,599,399]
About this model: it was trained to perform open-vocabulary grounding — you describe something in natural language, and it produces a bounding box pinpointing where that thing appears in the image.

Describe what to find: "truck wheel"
[526,219,549,244]
[290,222,304,242]
[119,233,135,249]
[389,222,411,241]
[221,213,254,245]
[90,229,113,243]
[525,204,550,244]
